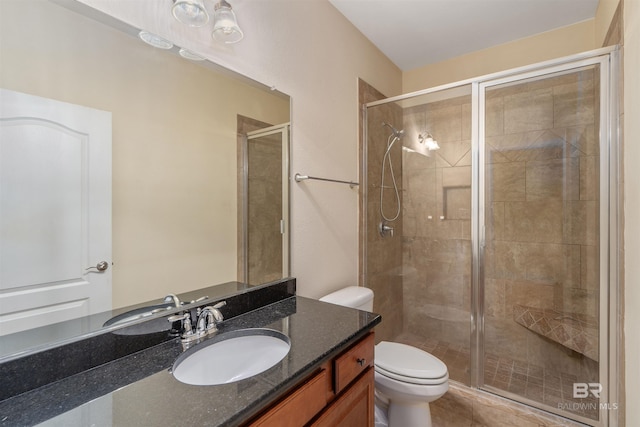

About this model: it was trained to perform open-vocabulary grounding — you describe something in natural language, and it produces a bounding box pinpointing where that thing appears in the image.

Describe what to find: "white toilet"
[320,286,448,427]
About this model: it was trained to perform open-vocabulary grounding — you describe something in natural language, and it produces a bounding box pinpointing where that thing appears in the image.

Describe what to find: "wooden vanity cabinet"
[247,332,375,427]
[311,368,374,427]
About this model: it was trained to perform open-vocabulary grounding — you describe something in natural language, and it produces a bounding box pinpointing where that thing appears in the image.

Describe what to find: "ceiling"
[329,0,599,71]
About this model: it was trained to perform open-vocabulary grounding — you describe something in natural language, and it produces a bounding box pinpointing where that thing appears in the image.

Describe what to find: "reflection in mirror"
[0,0,290,356]
[238,121,290,284]
[0,280,270,360]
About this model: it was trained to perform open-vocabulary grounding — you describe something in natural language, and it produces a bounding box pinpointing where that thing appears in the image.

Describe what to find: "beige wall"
[596,0,622,45]
[75,0,403,299]
[403,20,596,92]
[624,0,640,424]
[0,0,289,308]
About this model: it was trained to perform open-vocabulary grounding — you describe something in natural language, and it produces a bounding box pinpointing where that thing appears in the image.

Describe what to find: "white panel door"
[0,88,112,335]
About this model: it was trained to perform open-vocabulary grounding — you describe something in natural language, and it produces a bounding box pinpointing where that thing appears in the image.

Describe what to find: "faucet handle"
[168,312,193,336]
[189,295,209,304]
[167,312,188,323]
[211,301,226,321]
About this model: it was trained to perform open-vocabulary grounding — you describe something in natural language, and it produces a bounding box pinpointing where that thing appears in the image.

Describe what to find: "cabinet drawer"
[250,369,328,427]
[334,332,374,394]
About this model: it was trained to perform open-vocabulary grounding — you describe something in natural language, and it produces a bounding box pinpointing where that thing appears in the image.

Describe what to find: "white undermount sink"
[172,328,291,386]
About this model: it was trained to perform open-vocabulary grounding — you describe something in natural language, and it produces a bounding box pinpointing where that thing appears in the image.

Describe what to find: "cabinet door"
[312,368,374,427]
[250,369,329,427]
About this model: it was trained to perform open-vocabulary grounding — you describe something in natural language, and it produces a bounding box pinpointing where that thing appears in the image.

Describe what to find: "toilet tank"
[319,286,374,312]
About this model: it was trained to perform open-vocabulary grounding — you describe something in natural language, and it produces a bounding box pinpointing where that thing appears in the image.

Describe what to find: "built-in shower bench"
[513,304,599,362]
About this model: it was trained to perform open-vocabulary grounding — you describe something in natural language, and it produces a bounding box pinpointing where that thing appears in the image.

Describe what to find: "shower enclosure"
[238,122,290,285]
[361,47,619,426]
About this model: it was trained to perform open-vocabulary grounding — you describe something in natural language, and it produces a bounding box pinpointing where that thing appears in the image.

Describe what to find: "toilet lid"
[375,341,448,380]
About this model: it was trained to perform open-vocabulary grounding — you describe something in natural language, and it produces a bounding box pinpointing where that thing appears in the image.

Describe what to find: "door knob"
[86,261,109,272]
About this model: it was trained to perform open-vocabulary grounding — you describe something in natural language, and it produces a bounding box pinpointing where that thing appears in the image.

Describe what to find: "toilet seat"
[375,341,448,385]
[375,365,448,385]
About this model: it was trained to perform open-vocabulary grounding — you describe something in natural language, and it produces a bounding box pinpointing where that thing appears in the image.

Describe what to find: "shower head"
[382,122,404,139]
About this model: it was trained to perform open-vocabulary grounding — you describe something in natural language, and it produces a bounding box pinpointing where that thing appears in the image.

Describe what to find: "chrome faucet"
[168,301,226,342]
[163,293,182,308]
[196,301,226,337]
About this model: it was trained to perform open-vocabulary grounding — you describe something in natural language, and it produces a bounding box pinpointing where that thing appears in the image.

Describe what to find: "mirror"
[0,0,290,356]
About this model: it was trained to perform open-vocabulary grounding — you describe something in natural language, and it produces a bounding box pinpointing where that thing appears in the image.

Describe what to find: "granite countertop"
[0,296,380,427]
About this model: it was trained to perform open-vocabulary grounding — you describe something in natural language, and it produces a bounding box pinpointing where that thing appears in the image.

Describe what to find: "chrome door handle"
[86,261,109,272]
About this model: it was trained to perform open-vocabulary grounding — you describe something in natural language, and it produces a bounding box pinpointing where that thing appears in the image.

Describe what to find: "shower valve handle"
[378,221,394,237]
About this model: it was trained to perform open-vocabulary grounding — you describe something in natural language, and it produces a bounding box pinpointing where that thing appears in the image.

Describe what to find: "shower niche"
[361,48,619,426]
[442,170,471,221]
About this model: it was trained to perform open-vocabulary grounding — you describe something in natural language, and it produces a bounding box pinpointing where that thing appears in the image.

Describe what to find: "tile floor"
[395,332,600,425]
[430,382,589,427]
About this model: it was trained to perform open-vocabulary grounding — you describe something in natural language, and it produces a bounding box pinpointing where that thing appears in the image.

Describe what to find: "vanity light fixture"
[418,131,440,151]
[212,0,244,44]
[172,0,209,27]
[170,0,244,44]
[138,31,174,49]
[139,31,206,62]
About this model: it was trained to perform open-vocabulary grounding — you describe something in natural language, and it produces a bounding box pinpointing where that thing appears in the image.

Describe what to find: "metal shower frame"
[242,122,291,282]
[362,45,620,427]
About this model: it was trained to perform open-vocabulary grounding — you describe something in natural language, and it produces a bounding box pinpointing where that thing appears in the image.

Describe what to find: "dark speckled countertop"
[0,296,380,427]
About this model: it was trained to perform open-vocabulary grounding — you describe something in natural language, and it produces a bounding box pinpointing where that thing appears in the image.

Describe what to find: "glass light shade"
[418,132,440,151]
[425,136,440,151]
[212,3,244,43]
[172,0,209,27]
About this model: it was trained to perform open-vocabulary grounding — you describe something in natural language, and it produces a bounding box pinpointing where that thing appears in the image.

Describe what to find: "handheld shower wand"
[379,122,404,237]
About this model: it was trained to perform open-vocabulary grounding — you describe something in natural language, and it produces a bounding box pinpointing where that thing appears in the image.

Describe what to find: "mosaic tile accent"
[513,304,599,361]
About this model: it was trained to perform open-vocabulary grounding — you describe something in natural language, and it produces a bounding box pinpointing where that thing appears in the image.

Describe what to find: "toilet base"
[374,372,447,427]
[388,400,432,427]
[374,402,389,427]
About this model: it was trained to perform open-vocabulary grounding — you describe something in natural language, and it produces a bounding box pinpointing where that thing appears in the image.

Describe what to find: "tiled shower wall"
[401,92,473,383]
[483,68,600,379]
[359,79,404,343]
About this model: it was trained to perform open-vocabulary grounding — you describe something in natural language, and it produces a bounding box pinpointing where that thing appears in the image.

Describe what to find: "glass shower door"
[363,84,474,386]
[243,124,289,285]
[479,63,606,424]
